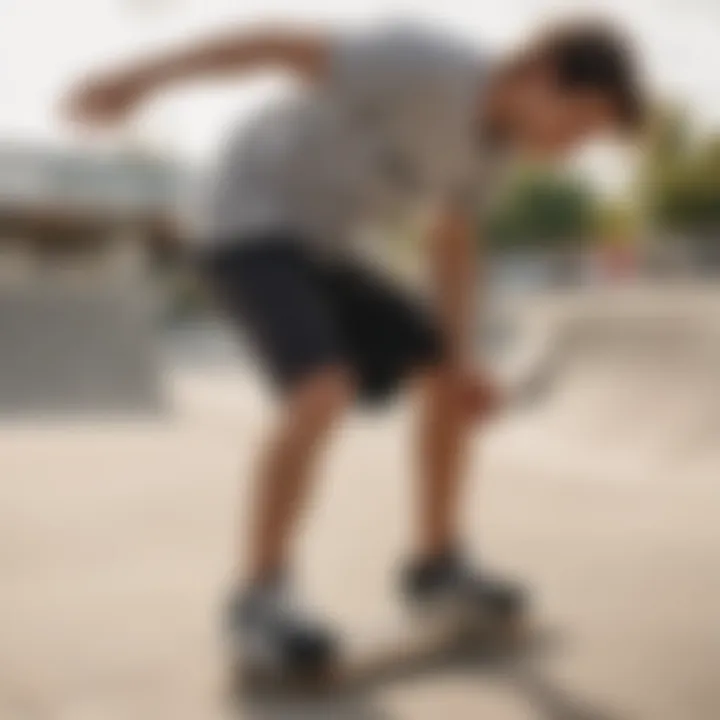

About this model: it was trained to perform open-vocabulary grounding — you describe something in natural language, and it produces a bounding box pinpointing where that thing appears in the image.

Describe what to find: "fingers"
[464,374,504,423]
[61,89,114,128]
[423,367,502,425]
[60,75,139,128]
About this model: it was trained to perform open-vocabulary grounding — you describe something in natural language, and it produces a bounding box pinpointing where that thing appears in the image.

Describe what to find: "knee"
[416,365,490,426]
[416,365,464,408]
[287,365,356,430]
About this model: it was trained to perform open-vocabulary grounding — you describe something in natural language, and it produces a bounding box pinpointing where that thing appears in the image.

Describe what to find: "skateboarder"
[65,18,645,679]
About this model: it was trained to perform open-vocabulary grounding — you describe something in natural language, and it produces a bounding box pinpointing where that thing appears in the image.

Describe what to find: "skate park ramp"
[1,284,719,720]
[488,284,720,484]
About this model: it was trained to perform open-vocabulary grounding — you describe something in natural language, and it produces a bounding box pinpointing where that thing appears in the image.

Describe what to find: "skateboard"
[231,607,530,696]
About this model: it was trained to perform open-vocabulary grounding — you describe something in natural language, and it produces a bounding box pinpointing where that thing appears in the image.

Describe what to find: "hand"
[62,70,150,127]
[432,366,505,424]
[460,370,505,423]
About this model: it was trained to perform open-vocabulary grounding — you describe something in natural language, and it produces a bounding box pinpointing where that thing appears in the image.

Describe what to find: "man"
[65,18,645,678]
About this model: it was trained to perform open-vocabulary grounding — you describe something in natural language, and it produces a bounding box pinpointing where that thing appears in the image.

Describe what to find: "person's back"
[205,24,490,260]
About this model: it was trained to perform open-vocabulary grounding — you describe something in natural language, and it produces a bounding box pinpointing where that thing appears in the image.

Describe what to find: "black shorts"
[196,236,444,404]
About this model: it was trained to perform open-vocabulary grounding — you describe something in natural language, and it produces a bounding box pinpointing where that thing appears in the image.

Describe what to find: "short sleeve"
[327,24,470,109]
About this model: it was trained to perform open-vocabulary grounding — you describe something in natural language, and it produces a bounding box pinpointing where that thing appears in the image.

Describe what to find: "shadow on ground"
[233,629,626,720]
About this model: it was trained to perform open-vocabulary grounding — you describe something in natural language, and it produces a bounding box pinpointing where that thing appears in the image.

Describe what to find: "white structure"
[0,143,186,415]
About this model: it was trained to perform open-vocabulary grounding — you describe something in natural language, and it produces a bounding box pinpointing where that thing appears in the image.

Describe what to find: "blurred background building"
[0,142,188,413]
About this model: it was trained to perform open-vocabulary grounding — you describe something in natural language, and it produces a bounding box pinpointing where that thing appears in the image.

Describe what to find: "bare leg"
[245,366,354,584]
[403,368,527,620]
[414,367,474,559]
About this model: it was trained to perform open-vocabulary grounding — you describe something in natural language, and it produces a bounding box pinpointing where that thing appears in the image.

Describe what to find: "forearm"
[134,27,328,90]
[120,27,328,92]
[430,208,478,367]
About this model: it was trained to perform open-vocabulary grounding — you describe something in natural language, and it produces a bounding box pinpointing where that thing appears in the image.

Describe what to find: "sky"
[1,0,719,169]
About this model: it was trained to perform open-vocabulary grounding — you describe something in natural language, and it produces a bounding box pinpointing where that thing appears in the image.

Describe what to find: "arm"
[429,203,478,367]
[63,26,330,126]
[430,203,500,419]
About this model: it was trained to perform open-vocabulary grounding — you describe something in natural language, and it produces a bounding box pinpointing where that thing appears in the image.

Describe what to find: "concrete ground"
[2,288,720,720]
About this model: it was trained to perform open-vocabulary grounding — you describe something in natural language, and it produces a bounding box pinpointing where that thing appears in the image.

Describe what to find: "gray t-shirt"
[201,24,498,259]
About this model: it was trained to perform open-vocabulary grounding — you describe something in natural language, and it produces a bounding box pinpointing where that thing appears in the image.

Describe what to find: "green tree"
[640,105,720,237]
[652,135,720,236]
[593,200,638,246]
[486,170,595,251]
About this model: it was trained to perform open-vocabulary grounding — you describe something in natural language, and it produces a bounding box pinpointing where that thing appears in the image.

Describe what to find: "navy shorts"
[196,236,444,404]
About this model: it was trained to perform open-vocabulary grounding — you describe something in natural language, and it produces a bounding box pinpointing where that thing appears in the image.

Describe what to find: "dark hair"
[534,21,646,133]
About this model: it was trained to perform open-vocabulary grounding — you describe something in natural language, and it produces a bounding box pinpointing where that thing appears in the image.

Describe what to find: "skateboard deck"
[232,609,529,696]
